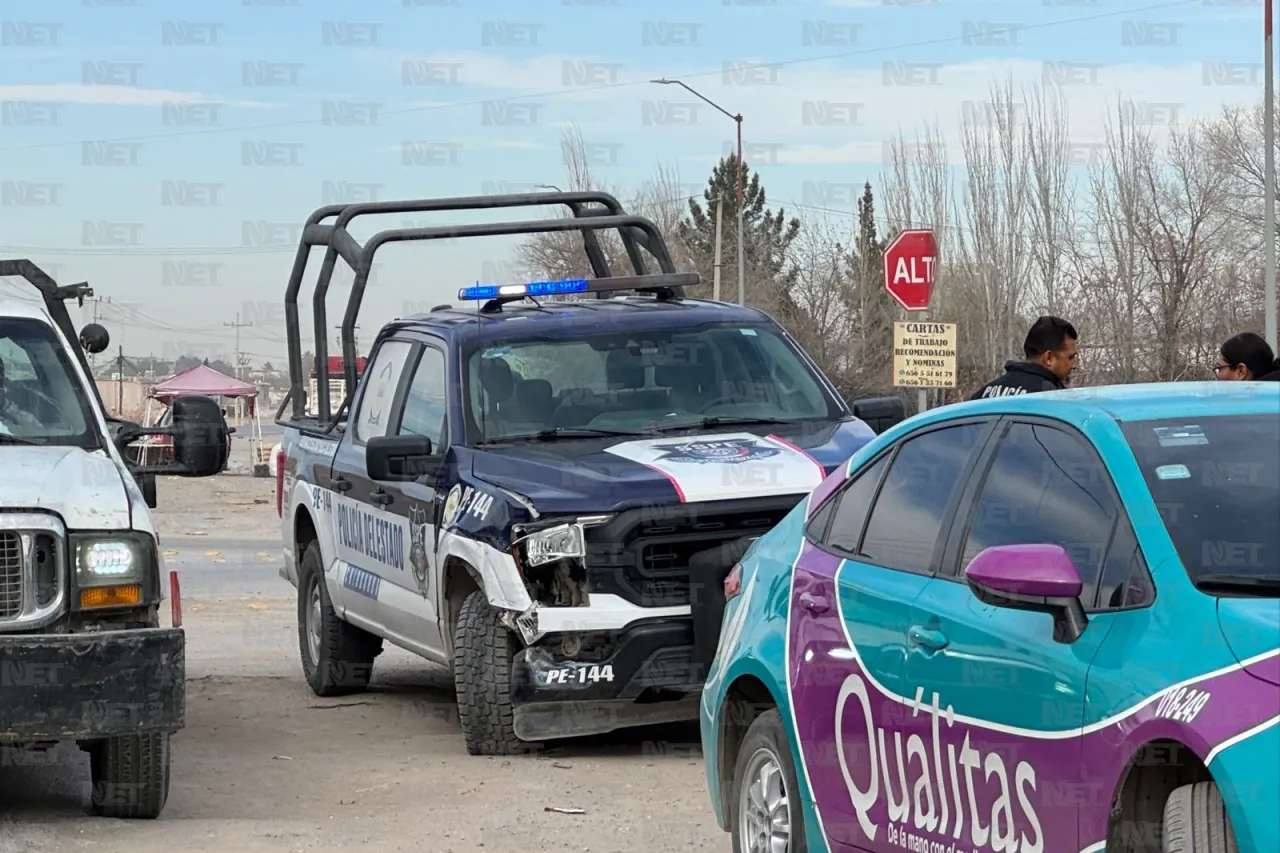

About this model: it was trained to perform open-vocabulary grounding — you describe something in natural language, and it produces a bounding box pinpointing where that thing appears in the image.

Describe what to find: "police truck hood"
[469,420,876,516]
[0,445,131,528]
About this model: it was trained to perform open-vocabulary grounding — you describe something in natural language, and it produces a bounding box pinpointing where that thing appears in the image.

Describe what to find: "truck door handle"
[908,626,950,651]
[798,591,829,615]
[369,488,393,507]
[328,477,352,492]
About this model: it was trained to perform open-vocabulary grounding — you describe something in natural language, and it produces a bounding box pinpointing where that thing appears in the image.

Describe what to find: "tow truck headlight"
[70,533,156,609]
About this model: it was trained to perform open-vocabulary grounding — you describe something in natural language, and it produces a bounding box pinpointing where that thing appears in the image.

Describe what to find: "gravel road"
[0,472,724,853]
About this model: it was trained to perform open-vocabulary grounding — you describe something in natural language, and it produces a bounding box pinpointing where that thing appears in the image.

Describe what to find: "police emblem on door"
[408,504,432,599]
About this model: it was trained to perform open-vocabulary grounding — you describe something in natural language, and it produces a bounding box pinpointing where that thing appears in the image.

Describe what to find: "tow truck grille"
[0,531,23,618]
[583,495,803,607]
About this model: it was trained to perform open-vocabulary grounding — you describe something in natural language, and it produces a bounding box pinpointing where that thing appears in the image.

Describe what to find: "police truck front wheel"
[453,590,532,756]
[730,709,807,853]
[87,732,170,819]
[1162,781,1240,853]
[297,541,382,697]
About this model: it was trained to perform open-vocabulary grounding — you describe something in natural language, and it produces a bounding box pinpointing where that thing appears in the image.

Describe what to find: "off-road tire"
[87,732,170,819]
[453,589,532,756]
[1163,781,1239,853]
[730,709,808,853]
[297,540,382,697]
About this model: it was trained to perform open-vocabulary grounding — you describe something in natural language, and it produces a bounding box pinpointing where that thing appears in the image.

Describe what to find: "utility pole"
[334,324,360,353]
[712,195,724,302]
[224,313,252,422]
[116,345,124,416]
[1266,0,1277,351]
[87,296,112,371]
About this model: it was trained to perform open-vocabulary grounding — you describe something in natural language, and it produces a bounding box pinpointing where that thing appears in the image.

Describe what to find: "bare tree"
[517,125,694,284]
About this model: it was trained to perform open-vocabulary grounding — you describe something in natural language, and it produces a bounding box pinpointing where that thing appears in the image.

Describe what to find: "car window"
[821,454,890,554]
[860,423,987,575]
[0,318,97,446]
[397,346,447,447]
[960,423,1118,608]
[1121,414,1278,594]
[354,340,413,443]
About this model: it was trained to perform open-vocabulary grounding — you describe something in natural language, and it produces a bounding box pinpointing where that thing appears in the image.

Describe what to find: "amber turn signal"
[80,584,142,609]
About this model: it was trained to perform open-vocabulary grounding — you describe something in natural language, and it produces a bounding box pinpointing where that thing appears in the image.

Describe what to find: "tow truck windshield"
[464,323,842,444]
[0,317,98,446]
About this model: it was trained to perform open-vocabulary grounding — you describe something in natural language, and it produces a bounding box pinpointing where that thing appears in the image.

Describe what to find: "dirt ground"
[0,472,725,853]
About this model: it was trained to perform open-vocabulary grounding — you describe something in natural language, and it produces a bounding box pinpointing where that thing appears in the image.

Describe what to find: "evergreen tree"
[677,156,801,314]
[842,182,897,394]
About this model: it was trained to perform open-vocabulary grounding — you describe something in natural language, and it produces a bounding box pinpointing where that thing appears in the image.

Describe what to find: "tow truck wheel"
[87,732,170,819]
[730,710,806,853]
[297,540,382,697]
[453,590,534,756]
[1162,781,1240,853]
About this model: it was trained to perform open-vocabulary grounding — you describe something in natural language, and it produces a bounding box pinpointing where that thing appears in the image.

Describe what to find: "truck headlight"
[70,532,157,610]
[512,515,612,571]
[517,523,585,568]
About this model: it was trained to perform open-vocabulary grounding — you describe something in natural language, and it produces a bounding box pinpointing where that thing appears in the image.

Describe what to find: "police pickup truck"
[273,192,904,755]
[0,260,229,817]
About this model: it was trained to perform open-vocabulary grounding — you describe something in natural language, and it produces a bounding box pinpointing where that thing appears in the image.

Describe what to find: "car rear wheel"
[731,709,807,853]
[297,540,382,696]
[1163,781,1239,853]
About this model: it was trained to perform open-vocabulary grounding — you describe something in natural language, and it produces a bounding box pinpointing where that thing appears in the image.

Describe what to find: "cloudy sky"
[0,0,1264,365]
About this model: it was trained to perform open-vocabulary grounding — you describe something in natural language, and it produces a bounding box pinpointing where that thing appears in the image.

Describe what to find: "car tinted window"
[354,340,413,443]
[961,423,1118,606]
[860,423,987,574]
[1121,414,1279,592]
[823,454,890,553]
[398,346,447,447]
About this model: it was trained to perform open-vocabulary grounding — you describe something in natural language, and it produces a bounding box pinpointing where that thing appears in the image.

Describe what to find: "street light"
[1264,0,1276,350]
[652,78,745,306]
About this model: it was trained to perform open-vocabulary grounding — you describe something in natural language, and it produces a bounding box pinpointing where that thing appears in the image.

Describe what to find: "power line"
[0,0,1201,154]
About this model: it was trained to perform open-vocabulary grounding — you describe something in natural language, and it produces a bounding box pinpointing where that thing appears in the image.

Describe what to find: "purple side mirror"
[965,543,1084,600]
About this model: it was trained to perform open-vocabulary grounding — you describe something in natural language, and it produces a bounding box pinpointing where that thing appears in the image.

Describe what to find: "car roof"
[911,381,1280,432]
[384,294,774,345]
[0,299,54,322]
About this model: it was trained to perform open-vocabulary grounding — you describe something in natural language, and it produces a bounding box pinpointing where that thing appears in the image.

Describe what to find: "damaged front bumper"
[0,627,185,741]
[508,618,705,741]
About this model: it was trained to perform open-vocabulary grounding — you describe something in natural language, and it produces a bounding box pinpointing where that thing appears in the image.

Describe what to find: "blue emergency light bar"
[457,272,701,302]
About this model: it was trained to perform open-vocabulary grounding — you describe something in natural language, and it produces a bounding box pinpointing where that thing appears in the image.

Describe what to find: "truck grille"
[0,531,24,618]
[583,495,803,607]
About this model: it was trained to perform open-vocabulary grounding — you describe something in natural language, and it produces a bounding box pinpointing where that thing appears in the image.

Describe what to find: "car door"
[788,418,994,853]
[902,417,1145,853]
[372,337,450,660]
[327,337,415,629]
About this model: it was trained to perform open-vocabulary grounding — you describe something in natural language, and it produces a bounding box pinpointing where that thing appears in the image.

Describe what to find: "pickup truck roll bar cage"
[278,191,692,432]
[0,259,107,412]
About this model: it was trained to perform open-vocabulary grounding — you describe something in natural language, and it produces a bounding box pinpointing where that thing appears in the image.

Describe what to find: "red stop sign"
[883,228,937,312]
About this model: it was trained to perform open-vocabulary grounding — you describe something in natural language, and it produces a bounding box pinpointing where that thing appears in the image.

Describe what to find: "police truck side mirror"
[851,395,906,434]
[366,434,439,482]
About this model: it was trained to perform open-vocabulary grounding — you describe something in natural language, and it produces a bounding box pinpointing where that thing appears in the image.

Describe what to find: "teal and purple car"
[700,381,1280,853]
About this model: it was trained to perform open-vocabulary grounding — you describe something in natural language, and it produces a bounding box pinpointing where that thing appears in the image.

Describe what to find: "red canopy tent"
[134,364,263,471]
[150,364,259,414]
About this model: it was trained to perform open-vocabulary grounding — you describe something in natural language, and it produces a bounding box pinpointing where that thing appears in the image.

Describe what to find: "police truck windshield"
[0,318,99,447]
[464,324,842,443]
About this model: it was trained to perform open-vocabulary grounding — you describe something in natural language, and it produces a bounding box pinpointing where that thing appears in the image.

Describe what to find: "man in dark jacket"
[970,316,1078,400]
